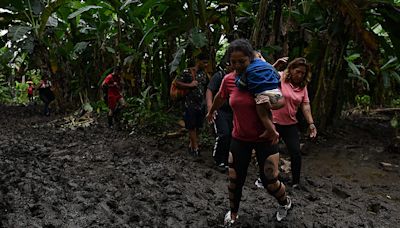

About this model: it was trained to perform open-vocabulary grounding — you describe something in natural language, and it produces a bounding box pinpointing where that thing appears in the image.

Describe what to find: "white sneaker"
[276,196,292,222]
[224,211,238,226]
[254,178,264,189]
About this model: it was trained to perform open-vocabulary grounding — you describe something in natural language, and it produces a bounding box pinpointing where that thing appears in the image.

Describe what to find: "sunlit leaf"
[106,47,115,54]
[67,5,102,19]
[120,0,140,10]
[347,61,360,75]
[381,57,398,71]
[169,43,187,74]
[345,53,361,62]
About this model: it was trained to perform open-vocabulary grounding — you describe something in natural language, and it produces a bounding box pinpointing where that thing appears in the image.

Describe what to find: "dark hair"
[114,66,122,73]
[285,57,312,88]
[227,39,254,62]
[196,52,209,61]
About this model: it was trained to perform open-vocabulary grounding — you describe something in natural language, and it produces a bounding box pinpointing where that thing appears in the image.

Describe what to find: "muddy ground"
[0,105,399,228]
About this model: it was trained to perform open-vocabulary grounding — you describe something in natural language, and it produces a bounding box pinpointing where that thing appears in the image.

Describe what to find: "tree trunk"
[251,0,271,48]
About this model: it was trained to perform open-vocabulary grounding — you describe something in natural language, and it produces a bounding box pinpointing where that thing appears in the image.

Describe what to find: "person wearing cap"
[175,53,209,156]
[101,66,126,128]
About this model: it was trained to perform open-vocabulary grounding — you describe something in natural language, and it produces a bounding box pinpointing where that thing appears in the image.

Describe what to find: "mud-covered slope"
[0,105,399,227]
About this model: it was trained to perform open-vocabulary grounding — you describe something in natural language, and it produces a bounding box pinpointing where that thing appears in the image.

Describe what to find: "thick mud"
[0,105,399,227]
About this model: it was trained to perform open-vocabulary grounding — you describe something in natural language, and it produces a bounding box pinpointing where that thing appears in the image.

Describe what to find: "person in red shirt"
[206,39,292,225]
[101,66,126,127]
[272,58,317,187]
[27,81,34,102]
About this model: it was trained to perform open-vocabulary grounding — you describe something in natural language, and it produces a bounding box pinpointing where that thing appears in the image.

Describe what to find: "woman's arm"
[206,91,225,123]
[272,57,288,69]
[206,89,214,112]
[301,102,317,138]
[175,79,198,89]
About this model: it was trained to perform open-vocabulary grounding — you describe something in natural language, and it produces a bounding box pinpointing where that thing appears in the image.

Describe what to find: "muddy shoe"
[276,196,292,222]
[254,178,264,189]
[216,163,227,172]
[224,211,238,227]
[187,147,193,155]
[193,149,200,157]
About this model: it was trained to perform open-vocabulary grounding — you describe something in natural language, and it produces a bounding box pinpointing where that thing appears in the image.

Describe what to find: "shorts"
[184,107,204,130]
[230,137,278,165]
[108,96,125,111]
[254,88,282,105]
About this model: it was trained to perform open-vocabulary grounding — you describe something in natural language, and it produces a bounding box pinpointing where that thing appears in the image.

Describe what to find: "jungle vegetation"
[0,0,399,130]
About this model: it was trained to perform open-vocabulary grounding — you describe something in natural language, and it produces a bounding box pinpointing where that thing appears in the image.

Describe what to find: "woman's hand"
[190,80,199,88]
[259,129,280,145]
[205,111,217,124]
[272,57,288,69]
[309,123,317,138]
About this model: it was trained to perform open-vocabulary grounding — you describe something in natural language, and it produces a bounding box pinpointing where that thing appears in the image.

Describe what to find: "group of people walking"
[26,73,55,116]
[28,37,316,225]
[176,39,317,225]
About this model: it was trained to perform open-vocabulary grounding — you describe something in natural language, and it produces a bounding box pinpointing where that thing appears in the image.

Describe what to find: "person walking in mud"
[27,81,34,103]
[101,66,126,128]
[206,39,292,225]
[272,57,317,188]
[175,53,209,156]
[206,60,233,171]
[38,74,55,116]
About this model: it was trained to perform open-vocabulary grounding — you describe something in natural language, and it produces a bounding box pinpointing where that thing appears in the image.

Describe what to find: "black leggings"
[212,110,233,165]
[229,138,283,213]
[275,124,301,185]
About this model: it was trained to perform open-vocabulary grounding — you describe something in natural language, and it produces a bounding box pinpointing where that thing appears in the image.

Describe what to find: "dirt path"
[0,105,399,227]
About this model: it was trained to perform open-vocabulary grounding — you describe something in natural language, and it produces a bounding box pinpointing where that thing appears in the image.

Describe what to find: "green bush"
[355,94,371,109]
[391,98,400,108]
[123,85,177,132]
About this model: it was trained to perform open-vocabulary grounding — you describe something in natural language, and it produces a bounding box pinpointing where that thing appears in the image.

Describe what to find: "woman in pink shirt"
[207,39,291,225]
[272,58,317,187]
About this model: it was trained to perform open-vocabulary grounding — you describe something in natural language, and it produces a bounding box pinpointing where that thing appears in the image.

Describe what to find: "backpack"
[170,68,196,101]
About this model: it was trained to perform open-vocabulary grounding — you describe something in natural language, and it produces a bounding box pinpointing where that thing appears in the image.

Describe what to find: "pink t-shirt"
[219,72,267,142]
[272,72,310,125]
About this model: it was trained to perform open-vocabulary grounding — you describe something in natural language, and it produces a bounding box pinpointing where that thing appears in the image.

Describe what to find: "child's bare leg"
[256,104,279,144]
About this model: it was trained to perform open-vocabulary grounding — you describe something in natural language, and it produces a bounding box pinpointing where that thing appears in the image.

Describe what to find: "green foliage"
[391,98,400,107]
[216,38,229,65]
[345,54,370,91]
[0,74,11,103]
[381,57,400,88]
[355,95,371,109]
[91,100,108,113]
[14,81,28,104]
[123,85,175,131]
[391,114,399,129]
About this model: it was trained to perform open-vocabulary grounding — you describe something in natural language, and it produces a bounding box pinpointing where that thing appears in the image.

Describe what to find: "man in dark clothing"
[206,62,233,170]
[175,54,209,156]
[38,75,55,116]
